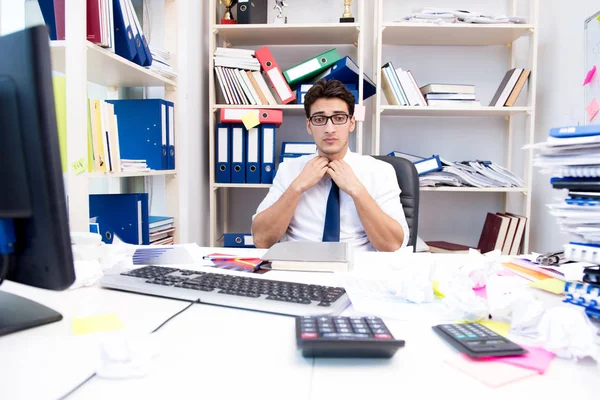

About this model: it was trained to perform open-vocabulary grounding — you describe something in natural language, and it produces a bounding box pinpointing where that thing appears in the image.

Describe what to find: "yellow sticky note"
[71,158,87,175]
[479,320,511,336]
[432,280,445,298]
[72,313,124,335]
[597,15,600,22]
[528,278,565,295]
[241,111,260,130]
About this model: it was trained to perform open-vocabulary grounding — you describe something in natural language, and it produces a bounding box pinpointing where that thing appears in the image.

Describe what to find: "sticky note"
[72,313,124,335]
[71,158,87,175]
[353,104,366,121]
[583,65,596,85]
[497,345,555,374]
[597,15,600,22]
[479,320,510,336]
[241,111,260,130]
[432,280,445,298]
[528,278,565,295]
[473,286,487,299]
[587,98,599,122]
[446,354,537,388]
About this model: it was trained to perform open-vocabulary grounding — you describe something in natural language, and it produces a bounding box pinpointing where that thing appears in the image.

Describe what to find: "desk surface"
[0,249,598,400]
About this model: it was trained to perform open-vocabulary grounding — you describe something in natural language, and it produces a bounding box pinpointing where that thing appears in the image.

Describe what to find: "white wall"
[530,0,590,253]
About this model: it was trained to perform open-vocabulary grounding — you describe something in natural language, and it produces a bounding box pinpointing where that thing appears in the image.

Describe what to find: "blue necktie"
[322,181,340,242]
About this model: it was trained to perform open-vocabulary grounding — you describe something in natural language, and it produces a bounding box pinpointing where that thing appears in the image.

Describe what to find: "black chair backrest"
[372,155,420,251]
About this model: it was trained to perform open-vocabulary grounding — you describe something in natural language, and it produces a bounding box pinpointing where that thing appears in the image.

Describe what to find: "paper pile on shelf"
[121,160,150,172]
[400,8,527,25]
[146,47,177,79]
[419,158,524,188]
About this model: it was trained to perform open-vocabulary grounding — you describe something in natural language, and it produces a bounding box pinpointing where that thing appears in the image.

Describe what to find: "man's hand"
[290,156,329,193]
[327,160,365,198]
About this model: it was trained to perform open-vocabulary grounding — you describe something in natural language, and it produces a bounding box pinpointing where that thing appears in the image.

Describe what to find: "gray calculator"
[433,323,527,357]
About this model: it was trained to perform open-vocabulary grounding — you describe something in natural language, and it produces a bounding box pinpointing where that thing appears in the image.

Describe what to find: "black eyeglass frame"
[308,113,352,126]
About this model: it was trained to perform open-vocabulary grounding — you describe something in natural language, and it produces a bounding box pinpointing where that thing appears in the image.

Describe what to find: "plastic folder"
[216,123,231,183]
[231,124,246,183]
[89,193,149,245]
[283,49,341,86]
[220,108,283,127]
[261,124,276,184]
[246,126,261,184]
[549,124,600,138]
[107,99,169,170]
[223,233,255,248]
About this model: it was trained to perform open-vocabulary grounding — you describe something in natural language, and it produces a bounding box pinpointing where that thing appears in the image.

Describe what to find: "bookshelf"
[372,0,539,253]
[208,0,365,246]
[60,0,181,242]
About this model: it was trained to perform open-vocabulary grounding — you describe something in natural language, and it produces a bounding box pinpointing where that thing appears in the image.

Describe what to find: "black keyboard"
[100,265,351,316]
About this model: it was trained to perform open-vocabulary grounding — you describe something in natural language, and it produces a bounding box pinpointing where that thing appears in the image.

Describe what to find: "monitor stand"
[0,290,63,336]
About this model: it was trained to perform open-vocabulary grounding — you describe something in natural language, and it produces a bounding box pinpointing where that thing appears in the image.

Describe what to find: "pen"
[203,255,258,261]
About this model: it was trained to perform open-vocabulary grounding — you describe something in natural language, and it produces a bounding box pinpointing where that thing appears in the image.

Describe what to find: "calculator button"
[374,334,392,340]
[301,333,318,339]
[373,328,388,334]
[338,328,351,333]
[356,328,369,334]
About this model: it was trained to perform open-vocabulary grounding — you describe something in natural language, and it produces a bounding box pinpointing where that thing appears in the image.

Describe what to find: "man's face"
[306,97,355,159]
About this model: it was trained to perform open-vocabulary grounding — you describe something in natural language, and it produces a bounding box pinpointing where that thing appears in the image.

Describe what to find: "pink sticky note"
[353,104,366,122]
[497,345,555,374]
[587,98,599,122]
[446,354,538,388]
[583,65,596,86]
[498,267,516,277]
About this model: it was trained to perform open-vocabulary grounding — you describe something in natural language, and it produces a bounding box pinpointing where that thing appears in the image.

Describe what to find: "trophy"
[340,0,354,23]
[220,0,238,24]
[273,0,289,24]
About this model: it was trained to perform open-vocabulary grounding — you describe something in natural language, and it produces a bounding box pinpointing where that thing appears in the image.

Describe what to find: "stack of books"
[147,47,177,79]
[120,160,150,173]
[477,212,527,255]
[420,83,480,107]
[489,68,530,107]
[149,216,175,245]
[532,124,600,267]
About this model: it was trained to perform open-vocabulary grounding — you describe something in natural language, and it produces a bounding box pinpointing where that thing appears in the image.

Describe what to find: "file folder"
[122,0,148,66]
[281,142,317,154]
[89,193,150,245]
[313,56,376,100]
[549,124,600,138]
[89,216,117,244]
[220,108,283,127]
[231,124,246,183]
[223,233,255,248]
[246,126,261,183]
[237,0,267,24]
[106,99,168,170]
[166,101,175,169]
[255,47,296,104]
[113,0,138,64]
[38,0,58,40]
[216,123,231,183]
[261,124,276,184]
[161,101,168,170]
[283,49,341,86]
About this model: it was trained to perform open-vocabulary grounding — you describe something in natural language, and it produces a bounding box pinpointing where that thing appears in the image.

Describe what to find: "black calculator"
[296,316,405,358]
[433,323,527,358]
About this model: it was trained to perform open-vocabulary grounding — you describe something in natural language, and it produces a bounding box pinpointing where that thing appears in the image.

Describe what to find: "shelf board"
[420,187,527,193]
[214,23,360,46]
[214,104,306,115]
[381,23,534,46]
[213,183,272,189]
[88,170,177,178]
[50,41,177,88]
[381,106,531,117]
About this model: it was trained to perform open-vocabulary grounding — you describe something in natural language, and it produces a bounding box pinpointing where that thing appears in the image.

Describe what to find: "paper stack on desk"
[260,241,351,272]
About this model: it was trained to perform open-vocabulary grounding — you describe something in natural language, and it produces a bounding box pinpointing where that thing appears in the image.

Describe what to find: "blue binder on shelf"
[38,0,57,40]
[314,56,376,100]
[223,233,256,248]
[125,0,152,66]
[261,124,276,184]
[89,193,150,245]
[246,126,261,184]
[387,151,443,176]
[106,99,168,170]
[113,0,140,65]
[166,101,175,170]
[231,124,246,183]
[216,123,231,183]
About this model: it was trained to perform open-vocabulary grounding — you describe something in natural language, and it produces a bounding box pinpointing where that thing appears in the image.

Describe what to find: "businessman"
[251,79,408,251]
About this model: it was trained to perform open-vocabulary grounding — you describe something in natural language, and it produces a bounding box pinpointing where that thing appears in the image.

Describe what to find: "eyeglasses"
[308,114,350,126]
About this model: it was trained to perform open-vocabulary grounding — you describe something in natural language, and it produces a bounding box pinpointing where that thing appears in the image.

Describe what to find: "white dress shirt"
[253,151,409,251]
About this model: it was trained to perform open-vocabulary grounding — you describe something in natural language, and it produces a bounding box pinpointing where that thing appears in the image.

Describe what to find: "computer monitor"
[0,25,75,336]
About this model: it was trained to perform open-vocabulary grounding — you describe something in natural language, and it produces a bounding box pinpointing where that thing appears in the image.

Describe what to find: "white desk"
[0,250,597,400]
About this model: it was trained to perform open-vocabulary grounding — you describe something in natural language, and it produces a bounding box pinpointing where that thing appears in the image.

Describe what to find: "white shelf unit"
[61,0,180,241]
[208,0,365,246]
[372,0,538,253]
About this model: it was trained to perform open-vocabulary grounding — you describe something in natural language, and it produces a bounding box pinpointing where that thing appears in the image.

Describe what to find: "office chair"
[372,155,420,251]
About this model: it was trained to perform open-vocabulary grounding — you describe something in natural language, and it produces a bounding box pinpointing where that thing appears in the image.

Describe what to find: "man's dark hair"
[303,79,355,118]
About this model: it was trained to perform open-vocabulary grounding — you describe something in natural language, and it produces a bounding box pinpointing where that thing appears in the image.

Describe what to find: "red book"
[86,0,103,43]
[54,0,65,40]
[426,241,471,254]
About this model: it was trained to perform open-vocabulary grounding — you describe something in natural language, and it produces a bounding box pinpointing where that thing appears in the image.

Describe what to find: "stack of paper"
[420,158,524,188]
